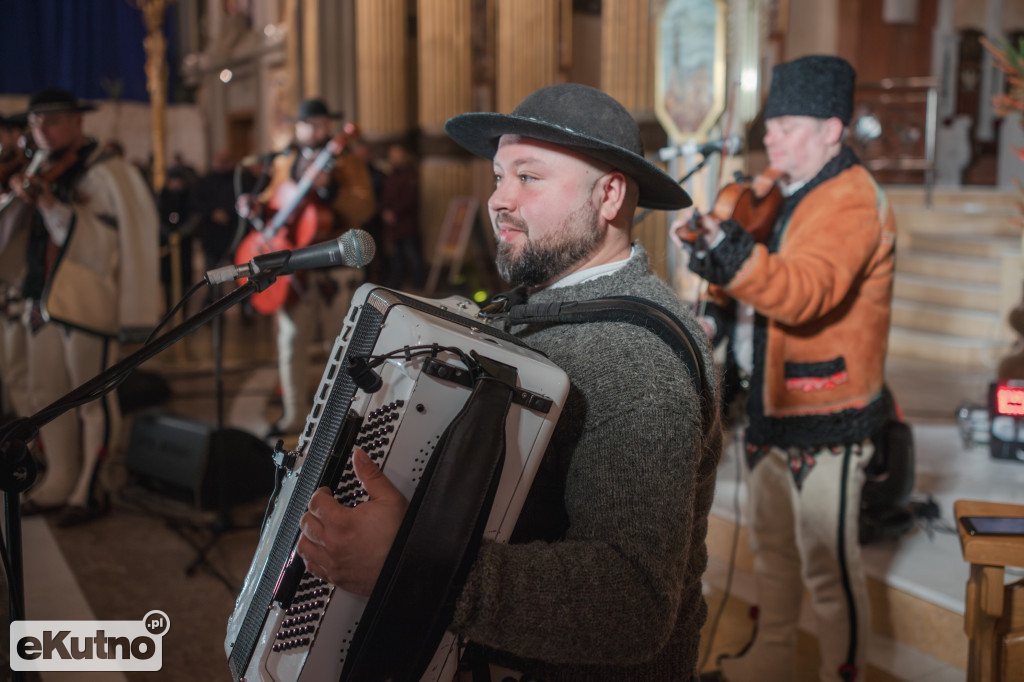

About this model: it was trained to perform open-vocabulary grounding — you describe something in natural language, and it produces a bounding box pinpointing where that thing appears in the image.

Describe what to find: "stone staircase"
[887,186,1022,373]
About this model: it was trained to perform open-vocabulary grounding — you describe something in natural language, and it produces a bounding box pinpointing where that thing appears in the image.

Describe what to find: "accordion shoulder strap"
[341,360,517,682]
[506,295,714,426]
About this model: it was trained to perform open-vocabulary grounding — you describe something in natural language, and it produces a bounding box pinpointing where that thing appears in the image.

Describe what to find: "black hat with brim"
[444,83,691,210]
[295,99,343,121]
[0,113,26,129]
[24,88,97,115]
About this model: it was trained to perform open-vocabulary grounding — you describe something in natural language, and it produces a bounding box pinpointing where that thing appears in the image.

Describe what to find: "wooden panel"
[956,500,1024,567]
[496,0,560,113]
[852,0,937,81]
[302,0,319,97]
[418,0,473,129]
[355,0,410,135]
[601,0,653,110]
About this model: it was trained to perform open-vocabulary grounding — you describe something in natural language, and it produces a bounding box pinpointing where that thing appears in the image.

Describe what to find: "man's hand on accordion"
[296,449,409,596]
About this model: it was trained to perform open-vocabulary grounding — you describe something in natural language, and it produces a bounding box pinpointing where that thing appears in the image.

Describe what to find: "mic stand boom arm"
[0,272,277,657]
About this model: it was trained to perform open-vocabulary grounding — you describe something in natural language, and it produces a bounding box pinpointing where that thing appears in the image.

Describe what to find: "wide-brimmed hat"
[0,112,26,129]
[24,88,97,116]
[295,98,343,121]
[444,83,691,210]
[763,55,856,125]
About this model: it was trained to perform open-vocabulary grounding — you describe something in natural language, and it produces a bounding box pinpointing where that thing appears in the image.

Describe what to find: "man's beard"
[495,197,602,287]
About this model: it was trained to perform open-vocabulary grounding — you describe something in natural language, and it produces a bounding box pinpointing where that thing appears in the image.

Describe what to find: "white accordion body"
[225,284,570,682]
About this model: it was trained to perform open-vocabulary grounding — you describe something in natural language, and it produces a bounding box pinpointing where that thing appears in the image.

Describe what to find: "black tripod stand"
[0,275,272,666]
[167,289,275,592]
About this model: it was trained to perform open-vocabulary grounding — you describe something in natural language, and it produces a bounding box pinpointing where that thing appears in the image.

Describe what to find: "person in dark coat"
[381,144,423,290]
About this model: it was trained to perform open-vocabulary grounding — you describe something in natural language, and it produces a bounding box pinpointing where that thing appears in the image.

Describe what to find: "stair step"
[894,209,1019,237]
[891,299,1005,340]
[885,185,1021,212]
[888,326,1011,370]
[896,251,1002,285]
[905,232,1020,260]
[893,272,1002,313]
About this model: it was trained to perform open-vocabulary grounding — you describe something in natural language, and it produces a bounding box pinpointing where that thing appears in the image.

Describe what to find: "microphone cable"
[697,419,746,674]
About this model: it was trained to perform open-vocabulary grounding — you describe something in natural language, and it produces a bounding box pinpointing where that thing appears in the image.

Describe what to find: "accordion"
[225,284,570,682]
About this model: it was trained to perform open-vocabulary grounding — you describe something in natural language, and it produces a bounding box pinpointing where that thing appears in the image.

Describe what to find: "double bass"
[235,131,354,315]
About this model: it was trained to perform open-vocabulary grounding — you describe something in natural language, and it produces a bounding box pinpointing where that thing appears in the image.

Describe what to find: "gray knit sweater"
[451,245,723,681]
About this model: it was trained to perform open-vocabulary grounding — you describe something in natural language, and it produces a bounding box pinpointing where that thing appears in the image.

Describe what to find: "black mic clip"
[347,356,383,393]
[477,286,530,321]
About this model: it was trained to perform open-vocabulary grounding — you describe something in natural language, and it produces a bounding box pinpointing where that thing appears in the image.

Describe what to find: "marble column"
[976,0,1004,142]
[932,0,959,119]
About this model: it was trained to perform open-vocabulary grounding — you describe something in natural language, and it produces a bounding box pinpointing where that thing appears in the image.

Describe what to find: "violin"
[675,168,787,245]
[13,142,82,202]
[0,137,31,187]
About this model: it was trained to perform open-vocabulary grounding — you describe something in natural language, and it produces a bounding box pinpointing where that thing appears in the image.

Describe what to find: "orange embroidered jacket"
[693,150,896,447]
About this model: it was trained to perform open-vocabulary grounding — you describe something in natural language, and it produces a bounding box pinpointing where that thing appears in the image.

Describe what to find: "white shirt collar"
[547,245,636,289]
[783,179,808,196]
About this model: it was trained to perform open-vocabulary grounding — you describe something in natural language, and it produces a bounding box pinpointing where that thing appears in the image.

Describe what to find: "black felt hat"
[444,83,691,210]
[763,55,856,125]
[24,88,97,115]
[0,113,26,129]
[295,99,343,121]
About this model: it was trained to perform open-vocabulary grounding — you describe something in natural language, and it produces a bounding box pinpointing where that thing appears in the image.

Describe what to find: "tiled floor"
[7,287,1024,681]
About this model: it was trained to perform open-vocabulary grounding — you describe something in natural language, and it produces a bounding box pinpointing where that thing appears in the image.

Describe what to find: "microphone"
[205,229,377,285]
[658,134,742,162]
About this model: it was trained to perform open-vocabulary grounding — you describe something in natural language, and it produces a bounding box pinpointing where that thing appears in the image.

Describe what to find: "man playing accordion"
[297,83,723,682]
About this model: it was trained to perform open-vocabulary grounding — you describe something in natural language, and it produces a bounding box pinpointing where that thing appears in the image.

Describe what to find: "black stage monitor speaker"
[125,413,276,510]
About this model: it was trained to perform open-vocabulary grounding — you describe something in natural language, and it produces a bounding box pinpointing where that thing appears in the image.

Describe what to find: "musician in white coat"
[7,88,159,527]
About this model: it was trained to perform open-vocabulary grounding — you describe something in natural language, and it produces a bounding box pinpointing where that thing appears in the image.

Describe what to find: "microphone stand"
[0,274,275,645]
[633,152,716,226]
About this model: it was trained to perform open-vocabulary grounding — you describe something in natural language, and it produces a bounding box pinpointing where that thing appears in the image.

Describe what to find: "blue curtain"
[0,0,178,103]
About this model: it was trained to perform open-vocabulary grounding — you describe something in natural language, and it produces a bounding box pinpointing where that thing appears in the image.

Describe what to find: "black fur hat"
[763,55,856,125]
[444,83,691,210]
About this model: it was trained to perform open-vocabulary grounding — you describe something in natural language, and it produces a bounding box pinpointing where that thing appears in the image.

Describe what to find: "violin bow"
[692,79,740,322]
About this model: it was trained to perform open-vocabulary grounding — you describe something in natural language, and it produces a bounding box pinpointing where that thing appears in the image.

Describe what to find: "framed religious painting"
[654,0,727,143]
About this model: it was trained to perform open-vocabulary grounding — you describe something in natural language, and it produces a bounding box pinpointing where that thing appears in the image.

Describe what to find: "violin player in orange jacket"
[674,55,896,682]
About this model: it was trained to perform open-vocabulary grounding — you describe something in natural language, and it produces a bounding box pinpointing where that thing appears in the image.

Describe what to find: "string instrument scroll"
[674,167,787,247]
[0,142,82,216]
